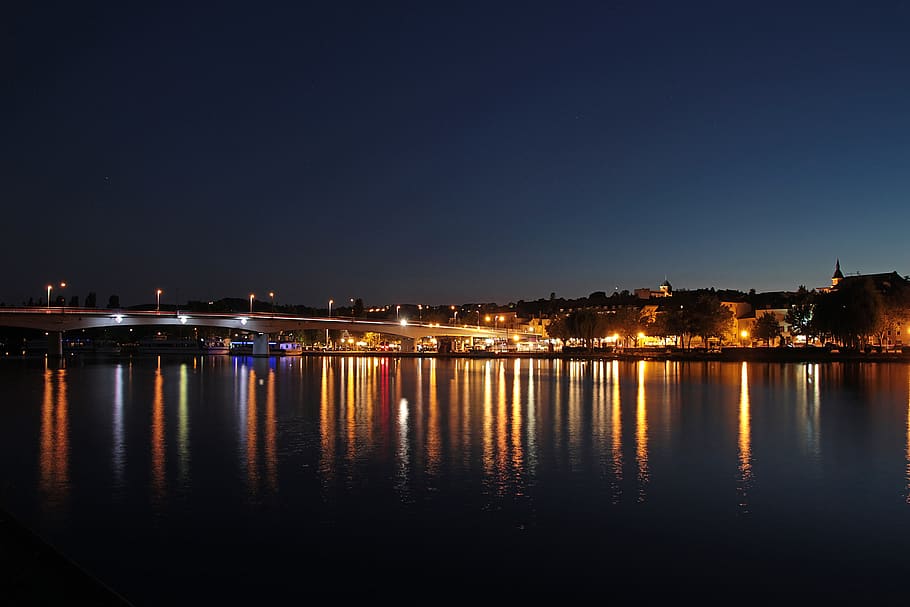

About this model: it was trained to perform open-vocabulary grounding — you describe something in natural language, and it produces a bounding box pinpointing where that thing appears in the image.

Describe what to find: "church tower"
[831,259,844,288]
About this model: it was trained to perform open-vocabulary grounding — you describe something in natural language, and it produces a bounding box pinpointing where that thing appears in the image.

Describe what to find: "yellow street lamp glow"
[249,293,255,313]
[741,330,749,338]
[513,334,520,341]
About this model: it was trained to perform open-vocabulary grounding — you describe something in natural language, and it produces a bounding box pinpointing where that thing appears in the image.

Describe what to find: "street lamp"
[418,304,422,322]
[269,291,275,312]
[327,299,333,349]
[249,293,255,314]
[156,289,162,313]
[350,297,355,320]
[396,305,400,320]
[451,305,457,325]
[47,284,52,309]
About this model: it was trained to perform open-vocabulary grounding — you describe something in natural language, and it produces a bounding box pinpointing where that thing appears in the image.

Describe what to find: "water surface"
[1,356,908,603]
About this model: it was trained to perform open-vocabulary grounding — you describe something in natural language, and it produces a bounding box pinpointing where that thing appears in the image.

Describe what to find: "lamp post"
[269,291,275,312]
[396,305,400,320]
[47,285,52,309]
[249,293,255,314]
[350,297,355,321]
[156,289,162,313]
[451,305,457,325]
[327,299,333,349]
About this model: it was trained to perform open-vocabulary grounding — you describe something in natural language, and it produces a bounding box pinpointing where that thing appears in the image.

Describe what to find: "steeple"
[832,258,844,287]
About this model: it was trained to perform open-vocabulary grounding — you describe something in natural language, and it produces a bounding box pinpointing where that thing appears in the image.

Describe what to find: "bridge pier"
[400,337,415,353]
[47,331,63,358]
[253,333,270,357]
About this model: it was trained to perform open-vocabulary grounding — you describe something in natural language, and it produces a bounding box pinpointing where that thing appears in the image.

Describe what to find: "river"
[1,355,909,603]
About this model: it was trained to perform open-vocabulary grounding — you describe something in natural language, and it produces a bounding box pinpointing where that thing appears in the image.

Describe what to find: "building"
[635,278,673,300]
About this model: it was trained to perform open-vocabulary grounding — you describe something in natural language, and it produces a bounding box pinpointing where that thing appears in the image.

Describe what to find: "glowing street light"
[249,293,255,313]
[396,305,400,320]
[47,282,66,309]
[156,289,163,313]
[327,299,334,349]
[451,305,457,325]
[269,291,275,311]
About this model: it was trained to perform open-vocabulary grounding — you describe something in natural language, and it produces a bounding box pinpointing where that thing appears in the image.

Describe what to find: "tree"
[107,295,120,309]
[545,316,570,343]
[785,286,813,346]
[569,309,606,352]
[688,294,733,349]
[753,312,782,347]
[811,278,882,348]
[353,298,364,318]
[85,292,97,308]
[607,306,644,348]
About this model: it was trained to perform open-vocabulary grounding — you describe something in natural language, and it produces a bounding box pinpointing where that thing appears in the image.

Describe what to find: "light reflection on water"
[6,356,910,603]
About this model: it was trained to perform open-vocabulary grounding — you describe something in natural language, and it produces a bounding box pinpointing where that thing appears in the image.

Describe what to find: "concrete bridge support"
[253,333,270,357]
[47,331,63,358]
[400,337,415,353]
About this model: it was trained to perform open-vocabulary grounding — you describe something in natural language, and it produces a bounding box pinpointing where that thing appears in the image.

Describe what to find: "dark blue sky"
[5,1,910,308]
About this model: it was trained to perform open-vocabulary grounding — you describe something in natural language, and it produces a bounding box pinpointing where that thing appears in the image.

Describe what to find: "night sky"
[5,1,910,308]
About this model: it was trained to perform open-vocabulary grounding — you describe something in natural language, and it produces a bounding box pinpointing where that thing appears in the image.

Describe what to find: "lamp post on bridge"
[269,291,275,313]
[47,285,52,309]
[156,289,162,313]
[327,299,333,349]
[249,293,255,314]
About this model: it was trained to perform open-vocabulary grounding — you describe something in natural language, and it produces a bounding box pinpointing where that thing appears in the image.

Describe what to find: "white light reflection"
[396,397,410,499]
[113,364,124,489]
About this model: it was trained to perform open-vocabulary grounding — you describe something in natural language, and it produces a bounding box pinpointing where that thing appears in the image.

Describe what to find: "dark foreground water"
[1,355,909,603]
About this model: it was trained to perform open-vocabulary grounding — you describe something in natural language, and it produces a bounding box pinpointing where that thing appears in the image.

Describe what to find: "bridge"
[0,307,508,356]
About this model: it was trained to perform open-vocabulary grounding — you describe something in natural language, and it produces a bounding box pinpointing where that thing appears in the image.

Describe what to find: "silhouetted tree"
[688,294,733,349]
[85,292,97,308]
[107,295,120,309]
[607,306,644,348]
[353,298,364,317]
[811,278,881,348]
[753,312,782,347]
[785,286,813,346]
[567,309,606,351]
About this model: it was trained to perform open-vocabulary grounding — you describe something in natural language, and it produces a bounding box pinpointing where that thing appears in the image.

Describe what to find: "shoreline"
[6,348,910,365]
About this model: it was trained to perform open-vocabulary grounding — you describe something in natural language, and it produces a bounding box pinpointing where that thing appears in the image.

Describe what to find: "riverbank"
[312,347,910,364]
[0,506,132,606]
